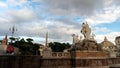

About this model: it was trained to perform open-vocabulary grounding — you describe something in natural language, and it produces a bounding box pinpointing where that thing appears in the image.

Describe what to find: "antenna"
[9,25,17,37]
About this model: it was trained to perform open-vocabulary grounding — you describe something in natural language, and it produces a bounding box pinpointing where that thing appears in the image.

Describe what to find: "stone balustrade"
[51,52,71,58]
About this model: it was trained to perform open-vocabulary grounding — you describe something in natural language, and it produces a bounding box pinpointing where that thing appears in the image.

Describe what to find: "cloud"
[7,0,27,6]
[0,2,7,7]
[38,0,120,26]
[0,8,37,36]
[41,0,104,16]
[7,19,81,44]
[0,0,120,44]
[7,8,37,23]
[92,27,111,34]
[26,0,120,30]
[106,0,120,6]
[95,32,120,44]
[85,6,120,25]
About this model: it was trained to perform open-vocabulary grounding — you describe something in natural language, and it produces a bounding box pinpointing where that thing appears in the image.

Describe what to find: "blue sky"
[0,0,120,44]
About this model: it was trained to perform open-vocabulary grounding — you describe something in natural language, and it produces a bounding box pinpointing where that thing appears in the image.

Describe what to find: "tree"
[11,38,40,55]
[0,40,2,44]
[33,43,41,55]
[20,38,26,43]
[26,38,33,43]
[49,42,71,52]
[9,37,15,43]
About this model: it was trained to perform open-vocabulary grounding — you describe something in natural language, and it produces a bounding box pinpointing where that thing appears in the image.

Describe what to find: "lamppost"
[9,25,17,43]
[9,25,17,37]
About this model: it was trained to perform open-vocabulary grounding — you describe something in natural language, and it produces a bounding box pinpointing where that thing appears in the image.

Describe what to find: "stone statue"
[91,33,95,40]
[72,34,79,44]
[81,22,91,39]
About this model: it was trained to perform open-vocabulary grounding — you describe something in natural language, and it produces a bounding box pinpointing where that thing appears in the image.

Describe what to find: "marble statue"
[72,34,79,44]
[70,21,102,51]
[81,22,91,39]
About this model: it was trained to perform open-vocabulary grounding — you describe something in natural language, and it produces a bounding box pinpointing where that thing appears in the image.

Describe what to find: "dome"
[100,37,116,52]
[100,37,114,47]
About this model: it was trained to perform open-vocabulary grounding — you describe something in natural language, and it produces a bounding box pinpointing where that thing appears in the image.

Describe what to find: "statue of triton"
[81,22,91,40]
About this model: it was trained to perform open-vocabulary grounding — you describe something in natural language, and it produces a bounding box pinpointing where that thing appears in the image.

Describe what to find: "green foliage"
[9,37,15,43]
[49,42,71,52]
[0,40,2,44]
[26,38,33,43]
[20,38,26,43]
[9,37,15,40]
[10,38,41,55]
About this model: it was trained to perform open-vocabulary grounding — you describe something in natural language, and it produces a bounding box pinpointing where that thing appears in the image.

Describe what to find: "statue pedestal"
[72,51,108,58]
[71,39,101,51]
[109,52,116,58]
[42,47,52,58]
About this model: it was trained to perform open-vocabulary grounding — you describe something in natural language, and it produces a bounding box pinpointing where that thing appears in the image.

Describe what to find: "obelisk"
[45,32,48,47]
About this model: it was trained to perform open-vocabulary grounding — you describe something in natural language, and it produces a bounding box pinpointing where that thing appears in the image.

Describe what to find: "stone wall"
[0,55,41,68]
[76,58,120,68]
[40,58,71,68]
[73,51,108,57]
[0,55,120,68]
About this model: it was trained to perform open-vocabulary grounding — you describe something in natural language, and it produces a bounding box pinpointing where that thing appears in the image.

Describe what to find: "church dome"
[100,37,114,47]
[100,37,116,52]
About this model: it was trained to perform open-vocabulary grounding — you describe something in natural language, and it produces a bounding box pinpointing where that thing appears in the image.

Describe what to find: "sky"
[0,0,120,44]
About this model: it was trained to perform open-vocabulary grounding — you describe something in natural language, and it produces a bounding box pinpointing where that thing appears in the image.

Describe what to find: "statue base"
[72,39,101,51]
[72,51,108,58]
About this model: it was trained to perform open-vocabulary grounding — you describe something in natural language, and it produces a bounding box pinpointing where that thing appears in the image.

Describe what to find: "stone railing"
[51,52,71,58]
